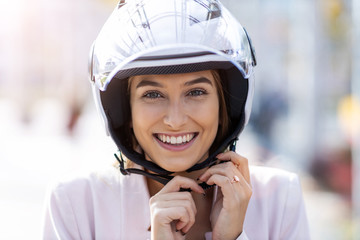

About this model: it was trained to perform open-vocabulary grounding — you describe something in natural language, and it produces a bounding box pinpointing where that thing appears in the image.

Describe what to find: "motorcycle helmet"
[88,0,257,185]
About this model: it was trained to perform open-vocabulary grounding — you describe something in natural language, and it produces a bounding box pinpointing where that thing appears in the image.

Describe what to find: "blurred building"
[0,0,115,131]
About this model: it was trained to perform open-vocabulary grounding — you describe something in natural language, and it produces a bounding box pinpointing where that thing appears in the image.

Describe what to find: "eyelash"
[143,91,163,99]
[142,88,207,100]
[187,89,207,97]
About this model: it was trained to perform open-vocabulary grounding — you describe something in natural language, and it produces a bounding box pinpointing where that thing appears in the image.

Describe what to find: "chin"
[162,165,189,173]
[158,161,195,173]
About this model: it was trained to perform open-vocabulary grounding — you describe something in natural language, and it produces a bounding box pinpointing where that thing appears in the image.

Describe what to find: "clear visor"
[89,0,256,91]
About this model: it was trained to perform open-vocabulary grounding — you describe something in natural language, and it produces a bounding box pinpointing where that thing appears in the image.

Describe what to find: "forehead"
[130,70,216,88]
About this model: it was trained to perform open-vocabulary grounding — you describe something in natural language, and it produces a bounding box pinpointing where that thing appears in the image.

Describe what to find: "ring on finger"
[231,175,240,184]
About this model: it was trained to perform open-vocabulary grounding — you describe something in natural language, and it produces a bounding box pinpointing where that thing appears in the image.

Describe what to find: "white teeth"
[158,133,195,145]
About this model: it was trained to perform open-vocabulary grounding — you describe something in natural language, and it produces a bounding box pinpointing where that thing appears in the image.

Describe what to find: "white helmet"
[89,0,257,184]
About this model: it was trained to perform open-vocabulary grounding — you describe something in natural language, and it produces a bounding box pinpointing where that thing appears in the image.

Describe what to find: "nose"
[163,100,188,129]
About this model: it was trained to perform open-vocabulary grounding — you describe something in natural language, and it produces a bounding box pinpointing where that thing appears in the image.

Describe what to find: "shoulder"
[43,166,126,231]
[42,166,136,239]
[247,165,306,219]
[249,165,302,202]
[244,165,310,239]
[47,166,124,201]
[249,165,300,188]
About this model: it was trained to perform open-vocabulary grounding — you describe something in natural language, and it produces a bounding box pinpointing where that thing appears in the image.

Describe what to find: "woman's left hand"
[198,152,252,240]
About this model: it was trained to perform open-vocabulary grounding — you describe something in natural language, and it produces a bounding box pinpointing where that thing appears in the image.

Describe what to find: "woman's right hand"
[149,176,205,240]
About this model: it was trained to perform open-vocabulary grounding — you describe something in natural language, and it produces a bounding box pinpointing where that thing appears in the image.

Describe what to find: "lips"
[155,133,197,146]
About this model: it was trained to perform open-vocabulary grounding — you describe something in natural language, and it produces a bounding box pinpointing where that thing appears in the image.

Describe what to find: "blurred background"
[0,0,359,239]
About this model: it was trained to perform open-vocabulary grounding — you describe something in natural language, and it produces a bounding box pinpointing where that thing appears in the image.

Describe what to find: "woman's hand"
[198,152,252,240]
[149,176,205,240]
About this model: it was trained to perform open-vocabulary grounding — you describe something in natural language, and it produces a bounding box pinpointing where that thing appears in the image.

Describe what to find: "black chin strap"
[114,152,172,185]
[114,138,238,190]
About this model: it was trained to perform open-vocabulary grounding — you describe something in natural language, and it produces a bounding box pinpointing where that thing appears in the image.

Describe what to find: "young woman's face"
[130,70,220,172]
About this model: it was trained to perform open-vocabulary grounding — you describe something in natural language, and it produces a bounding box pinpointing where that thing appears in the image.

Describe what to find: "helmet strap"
[114,151,216,191]
[114,151,172,185]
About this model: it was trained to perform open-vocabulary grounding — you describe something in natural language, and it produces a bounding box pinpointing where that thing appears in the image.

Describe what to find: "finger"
[153,206,191,229]
[174,207,195,234]
[150,191,197,219]
[153,197,196,227]
[216,152,251,184]
[150,190,198,234]
[165,204,194,234]
[176,218,193,234]
[153,191,197,204]
[154,198,196,215]
[205,174,238,207]
[160,176,205,195]
[206,174,251,208]
[198,161,238,182]
[197,161,250,197]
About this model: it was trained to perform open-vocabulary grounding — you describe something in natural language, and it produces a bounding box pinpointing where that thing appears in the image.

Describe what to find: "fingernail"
[175,229,179,232]
[181,231,186,236]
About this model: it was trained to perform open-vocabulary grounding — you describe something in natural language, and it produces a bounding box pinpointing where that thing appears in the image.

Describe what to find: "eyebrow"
[135,77,213,89]
[184,77,213,87]
[136,80,163,89]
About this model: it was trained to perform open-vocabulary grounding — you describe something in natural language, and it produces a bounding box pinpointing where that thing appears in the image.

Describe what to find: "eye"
[187,89,207,97]
[143,91,162,99]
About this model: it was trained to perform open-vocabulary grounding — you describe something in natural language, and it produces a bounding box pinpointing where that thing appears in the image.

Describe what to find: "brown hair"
[209,69,229,153]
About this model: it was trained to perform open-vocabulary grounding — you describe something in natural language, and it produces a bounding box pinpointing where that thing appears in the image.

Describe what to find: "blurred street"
[0,100,116,239]
[0,0,359,239]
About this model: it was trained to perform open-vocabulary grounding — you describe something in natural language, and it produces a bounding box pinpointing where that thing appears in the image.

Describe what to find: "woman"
[42,0,310,239]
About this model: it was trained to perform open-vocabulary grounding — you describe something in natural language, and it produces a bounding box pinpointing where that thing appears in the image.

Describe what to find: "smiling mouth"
[155,133,198,146]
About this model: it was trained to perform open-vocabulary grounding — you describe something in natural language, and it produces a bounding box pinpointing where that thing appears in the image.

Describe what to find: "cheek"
[131,103,163,133]
[207,103,220,131]
[188,99,220,131]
